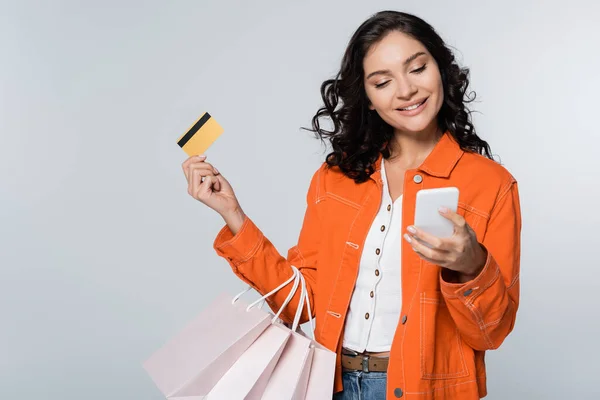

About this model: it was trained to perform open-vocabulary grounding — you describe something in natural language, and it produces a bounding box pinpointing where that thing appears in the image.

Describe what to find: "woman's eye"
[412,64,427,74]
[375,81,390,89]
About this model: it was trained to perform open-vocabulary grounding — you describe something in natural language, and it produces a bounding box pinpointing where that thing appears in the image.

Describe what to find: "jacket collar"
[371,131,464,181]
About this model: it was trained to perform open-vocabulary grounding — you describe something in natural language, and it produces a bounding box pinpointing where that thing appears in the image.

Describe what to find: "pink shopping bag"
[303,340,337,400]
[204,322,291,399]
[296,272,337,400]
[204,266,306,399]
[261,272,315,400]
[143,270,298,399]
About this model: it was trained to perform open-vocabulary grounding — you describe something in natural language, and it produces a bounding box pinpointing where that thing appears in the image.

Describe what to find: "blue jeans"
[333,370,387,400]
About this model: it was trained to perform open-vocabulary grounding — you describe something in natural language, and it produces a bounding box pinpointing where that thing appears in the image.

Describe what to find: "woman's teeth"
[399,99,425,111]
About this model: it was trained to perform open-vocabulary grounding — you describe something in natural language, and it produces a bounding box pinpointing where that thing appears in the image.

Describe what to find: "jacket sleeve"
[212,164,325,325]
[440,179,522,351]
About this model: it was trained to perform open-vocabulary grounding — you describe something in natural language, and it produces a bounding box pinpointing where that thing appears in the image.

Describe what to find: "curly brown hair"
[303,10,494,183]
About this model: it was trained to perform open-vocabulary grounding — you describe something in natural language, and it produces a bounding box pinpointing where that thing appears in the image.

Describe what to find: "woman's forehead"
[363,32,428,69]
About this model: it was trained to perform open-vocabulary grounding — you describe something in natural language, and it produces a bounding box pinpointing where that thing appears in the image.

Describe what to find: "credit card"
[176,112,224,156]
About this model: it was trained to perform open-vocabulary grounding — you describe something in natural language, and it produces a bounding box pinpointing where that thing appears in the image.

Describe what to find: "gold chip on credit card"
[176,112,224,156]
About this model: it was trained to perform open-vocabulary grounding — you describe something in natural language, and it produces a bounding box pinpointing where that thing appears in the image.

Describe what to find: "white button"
[413,174,423,184]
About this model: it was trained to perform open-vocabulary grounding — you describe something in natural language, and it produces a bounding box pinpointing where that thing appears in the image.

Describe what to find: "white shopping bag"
[143,269,299,399]
[261,272,315,400]
[297,274,337,400]
[262,269,337,400]
[203,268,304,399]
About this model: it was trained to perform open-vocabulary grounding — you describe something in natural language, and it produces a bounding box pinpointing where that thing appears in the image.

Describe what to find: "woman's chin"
[390,118,435,135]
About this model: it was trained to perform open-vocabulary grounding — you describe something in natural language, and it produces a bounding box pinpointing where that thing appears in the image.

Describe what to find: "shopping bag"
[203,266,305,399]
[142,269,299,399]
[261,272,315,400]
[303,339,337,400]
[263,269,337,399]
[202,323,291,399]
[295,272,337,400]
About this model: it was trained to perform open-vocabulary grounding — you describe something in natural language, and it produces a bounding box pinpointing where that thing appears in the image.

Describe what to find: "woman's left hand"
[403,207,488,282]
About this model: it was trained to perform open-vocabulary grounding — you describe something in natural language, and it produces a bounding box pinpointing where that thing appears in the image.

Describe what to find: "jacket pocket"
[324,191,361,210]
[420,291,469,380]
[457,202,487,240]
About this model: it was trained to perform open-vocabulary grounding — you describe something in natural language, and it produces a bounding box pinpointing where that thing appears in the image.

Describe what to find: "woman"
[182,10,521,400]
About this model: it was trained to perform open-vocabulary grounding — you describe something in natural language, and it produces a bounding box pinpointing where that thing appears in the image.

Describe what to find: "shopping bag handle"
[292,271,315,336]
[243,266,302,323]
[231,286,254,304]
[231,265,315,336]
[266,266,301,323]
[231,266,298,307]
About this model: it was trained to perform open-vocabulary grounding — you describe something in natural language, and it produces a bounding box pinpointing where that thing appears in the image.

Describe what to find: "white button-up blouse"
[342,157,403,353]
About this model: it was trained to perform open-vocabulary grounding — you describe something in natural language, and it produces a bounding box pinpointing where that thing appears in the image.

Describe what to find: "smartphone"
[414,187,459,239]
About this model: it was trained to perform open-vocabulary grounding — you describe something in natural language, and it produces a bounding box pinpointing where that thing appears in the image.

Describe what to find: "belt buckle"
[362,355,370,373]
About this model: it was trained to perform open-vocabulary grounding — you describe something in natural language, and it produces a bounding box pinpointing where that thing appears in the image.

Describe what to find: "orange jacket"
[214,131,522,399]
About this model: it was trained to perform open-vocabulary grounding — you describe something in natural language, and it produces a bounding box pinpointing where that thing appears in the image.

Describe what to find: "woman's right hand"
[181,155,241,218]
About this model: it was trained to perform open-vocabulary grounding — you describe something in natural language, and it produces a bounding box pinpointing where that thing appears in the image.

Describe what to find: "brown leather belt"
[341,350,389,372]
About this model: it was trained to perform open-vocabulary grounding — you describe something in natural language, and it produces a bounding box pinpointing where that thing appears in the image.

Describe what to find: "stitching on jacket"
[483,316,504,329]
[320,196,364,338]
[406,378,478,395]
[315,165,322,200]
[507,272,520,289]
[422,330,468,379]
[419,147,463,178]
[214,227,228,247]
[402,256,424,388]
[469,264,500,305]
[441,288,459,299]
[455,327,468,376]
[444,149,463,176]
[295,245,307,268]
[458,202,489,219]
[420,293,468,379]
[235,232,265,266]
[466,301,494,349]
[223,217,251,248]
[465,212,480,231]
[345,241,359,249]
[475,303,495,349]
[324,192,361,209]
[472,215,480,230]
[489,180,516,218]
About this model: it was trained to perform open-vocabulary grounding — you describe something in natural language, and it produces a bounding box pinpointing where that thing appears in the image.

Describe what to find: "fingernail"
[407,226,416,234]
[439,207,448,214]
[197,154,206,159]
[403,233,412,243]
[213,167,219,174]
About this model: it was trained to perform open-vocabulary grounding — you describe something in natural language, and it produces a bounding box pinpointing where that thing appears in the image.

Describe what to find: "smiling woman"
[304,11,493,184]
[364,36,443,127]
[186,9,522,400]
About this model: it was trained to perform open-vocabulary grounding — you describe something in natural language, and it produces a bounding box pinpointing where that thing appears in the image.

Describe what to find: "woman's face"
[363,30,444,135]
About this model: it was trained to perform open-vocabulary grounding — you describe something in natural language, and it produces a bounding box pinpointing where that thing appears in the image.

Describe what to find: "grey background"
[1,0,599,399]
